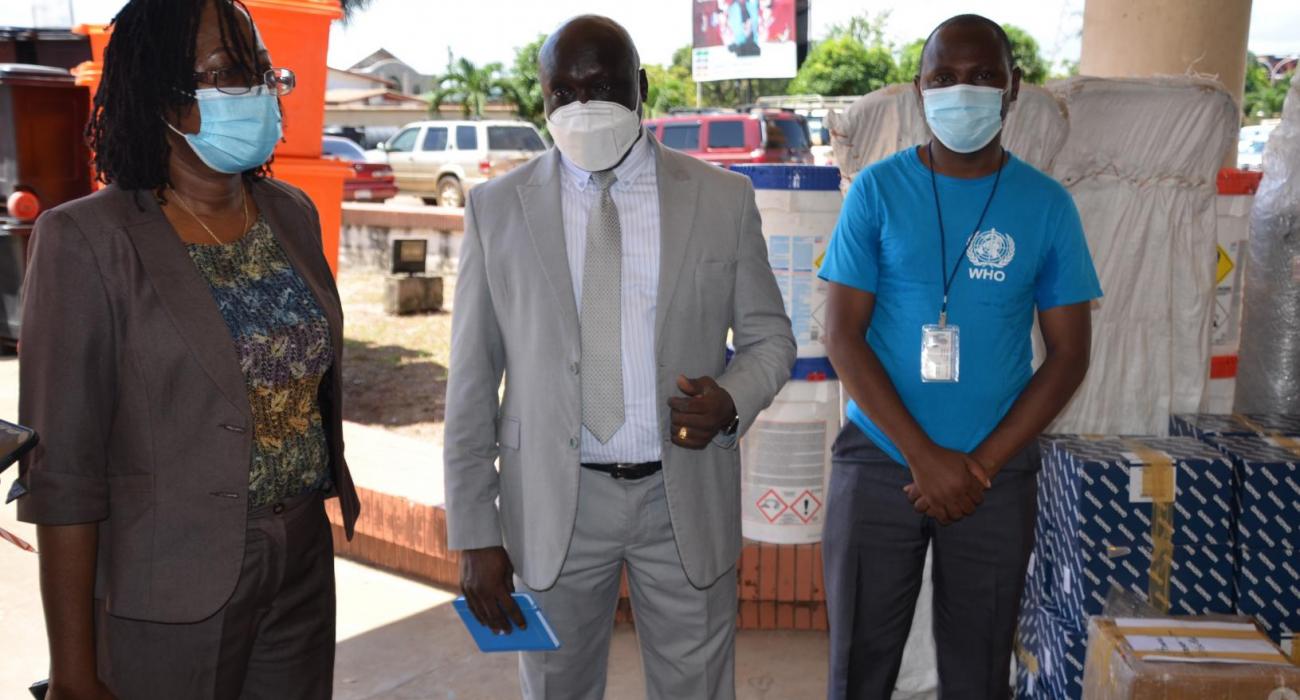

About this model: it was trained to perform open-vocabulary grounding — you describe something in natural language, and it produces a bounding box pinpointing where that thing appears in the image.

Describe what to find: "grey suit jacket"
[444,137,796,590]
[16,179,359,623]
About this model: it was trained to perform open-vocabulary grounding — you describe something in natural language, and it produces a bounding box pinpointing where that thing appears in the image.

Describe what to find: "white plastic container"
[739,358,841,544]
[732,165,844,358]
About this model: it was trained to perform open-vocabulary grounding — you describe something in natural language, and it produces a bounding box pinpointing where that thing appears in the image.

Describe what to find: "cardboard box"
[1170,413,1300,440]
[1036,436,1237,621]
[1237,545,1300,650]
[1203,435,1300,549]
[1017,596,1088,699]
[1041,436,1235,548]
[1039,520,1236,622]
[1082,616,1300,699]
[1017,551,1087,699]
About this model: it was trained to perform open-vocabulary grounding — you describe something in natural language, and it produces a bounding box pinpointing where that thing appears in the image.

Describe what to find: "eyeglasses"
[193,66,296,96]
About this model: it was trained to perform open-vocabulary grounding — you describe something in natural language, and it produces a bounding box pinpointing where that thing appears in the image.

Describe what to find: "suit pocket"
[694,260,736,322]
[498,416,521,450]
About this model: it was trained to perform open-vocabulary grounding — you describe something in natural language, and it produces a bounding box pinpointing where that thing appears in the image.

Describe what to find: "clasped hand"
[903,445,993,525]
[667,375,735,450]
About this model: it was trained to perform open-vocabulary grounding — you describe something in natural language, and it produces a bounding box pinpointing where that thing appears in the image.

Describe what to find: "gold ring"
[678,426,689,441]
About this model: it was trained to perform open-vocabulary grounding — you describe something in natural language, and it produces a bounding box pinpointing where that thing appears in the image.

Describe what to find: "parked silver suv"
[378,120,547,207]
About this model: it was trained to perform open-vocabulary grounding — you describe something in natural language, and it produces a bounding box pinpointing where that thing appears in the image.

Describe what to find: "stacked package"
[1016,552,1088,699]
[1081,616,1300,698]
[1046,77,1238,436]
[1170,413,1300,441]
[1237,73,1300,414]
[1171,413,1300,657]
[1018,436,1239,698]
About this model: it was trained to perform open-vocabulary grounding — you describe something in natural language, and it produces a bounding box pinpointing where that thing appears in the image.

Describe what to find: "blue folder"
[453,593,561,653]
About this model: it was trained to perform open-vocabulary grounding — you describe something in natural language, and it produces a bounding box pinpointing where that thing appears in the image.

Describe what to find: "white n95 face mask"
[921,84,1006,154]
[546,100,642,172]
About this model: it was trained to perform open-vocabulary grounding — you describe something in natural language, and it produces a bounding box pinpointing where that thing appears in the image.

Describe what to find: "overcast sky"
[7,0,1300,75]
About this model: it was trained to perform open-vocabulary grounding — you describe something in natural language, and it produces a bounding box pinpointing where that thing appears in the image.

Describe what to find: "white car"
[1237,122,1277,171]
[374,120,548,207]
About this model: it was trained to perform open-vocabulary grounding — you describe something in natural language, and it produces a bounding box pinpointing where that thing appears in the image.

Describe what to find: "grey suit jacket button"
[569,437,579,449]
[570,362,580,374]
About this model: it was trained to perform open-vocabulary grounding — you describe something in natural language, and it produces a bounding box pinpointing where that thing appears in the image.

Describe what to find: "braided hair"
[86,0,270,197]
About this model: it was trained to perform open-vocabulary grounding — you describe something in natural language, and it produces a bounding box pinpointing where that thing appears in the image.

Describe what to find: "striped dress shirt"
[560,130,663,464]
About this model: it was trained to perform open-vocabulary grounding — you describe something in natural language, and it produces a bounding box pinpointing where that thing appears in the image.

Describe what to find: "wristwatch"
[722,409,740,436]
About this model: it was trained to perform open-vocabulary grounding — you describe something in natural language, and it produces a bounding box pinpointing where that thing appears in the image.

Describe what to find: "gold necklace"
[169,185,250,245]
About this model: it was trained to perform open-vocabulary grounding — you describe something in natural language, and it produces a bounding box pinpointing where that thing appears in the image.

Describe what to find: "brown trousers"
[96,492,335,699]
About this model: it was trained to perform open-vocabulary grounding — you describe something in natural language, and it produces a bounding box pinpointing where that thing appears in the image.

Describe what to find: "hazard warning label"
[790,490,823,523]
[1216,244,1235,285]
[756,489,789,523]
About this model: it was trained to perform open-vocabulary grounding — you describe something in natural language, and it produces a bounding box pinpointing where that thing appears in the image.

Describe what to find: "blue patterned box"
[1236,545,1300,650]
[1039,436,1235,548]
[1016,595,1086,700]
[1035,437,1237,621]
[1170,413,1300,440]
[1037,520,1236,622]
[1201,435,1300,549]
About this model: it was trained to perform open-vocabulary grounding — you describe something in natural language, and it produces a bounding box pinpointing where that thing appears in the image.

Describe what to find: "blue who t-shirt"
[818,147,1102,466]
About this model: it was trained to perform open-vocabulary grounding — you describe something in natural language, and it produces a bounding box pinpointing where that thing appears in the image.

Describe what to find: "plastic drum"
[740,357,841,544]
[732,164,844,358]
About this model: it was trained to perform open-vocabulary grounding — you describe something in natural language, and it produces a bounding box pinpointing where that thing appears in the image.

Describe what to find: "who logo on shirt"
[966,228,1016,282]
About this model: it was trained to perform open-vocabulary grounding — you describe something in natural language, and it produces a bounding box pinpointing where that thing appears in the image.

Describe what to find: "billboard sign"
[692,0,798,82]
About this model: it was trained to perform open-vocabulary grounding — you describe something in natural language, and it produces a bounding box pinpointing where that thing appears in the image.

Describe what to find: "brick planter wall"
[326,489,829,630]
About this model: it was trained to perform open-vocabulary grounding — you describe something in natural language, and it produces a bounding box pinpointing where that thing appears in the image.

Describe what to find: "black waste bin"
[0,219,31,344]
[0,27,91,72]
[0,63,91,342]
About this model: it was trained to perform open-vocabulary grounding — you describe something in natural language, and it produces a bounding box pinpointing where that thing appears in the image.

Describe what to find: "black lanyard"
[928,143,1004,326]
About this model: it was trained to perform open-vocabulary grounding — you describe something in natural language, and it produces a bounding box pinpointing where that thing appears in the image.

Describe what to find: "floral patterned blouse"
[187,217,333,508]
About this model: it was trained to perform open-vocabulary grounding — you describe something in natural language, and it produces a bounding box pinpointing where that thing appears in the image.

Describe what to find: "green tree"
[430,57,511,118]
[504,34,548,128]
[1048,59,1080,82]
[670,45,790,107]
[1002,24,1050,84]
[895,37,925,82]
[645,63,696,116]
[1243,52,1293,122]
[895,25,1051,85]
[826,11,891,48]
[788,35,896,97]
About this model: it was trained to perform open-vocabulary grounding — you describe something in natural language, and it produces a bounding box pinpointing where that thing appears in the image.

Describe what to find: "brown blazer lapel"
[119,190,252,420]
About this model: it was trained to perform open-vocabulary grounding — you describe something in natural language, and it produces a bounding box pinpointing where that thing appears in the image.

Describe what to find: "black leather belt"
[581,461,663,480]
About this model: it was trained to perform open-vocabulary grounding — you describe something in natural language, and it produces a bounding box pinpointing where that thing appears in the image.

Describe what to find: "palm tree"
[429,57,512,118]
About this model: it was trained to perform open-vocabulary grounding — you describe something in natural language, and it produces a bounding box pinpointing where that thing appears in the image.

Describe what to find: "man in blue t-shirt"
[817,14,1102,700]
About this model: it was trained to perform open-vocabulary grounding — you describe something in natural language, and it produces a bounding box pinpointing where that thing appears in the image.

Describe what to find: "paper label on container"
[1126,464,1176,503]
[1115,618,1291,666]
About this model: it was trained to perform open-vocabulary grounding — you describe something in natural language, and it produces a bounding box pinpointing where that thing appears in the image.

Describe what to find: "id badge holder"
[920,324,960,383]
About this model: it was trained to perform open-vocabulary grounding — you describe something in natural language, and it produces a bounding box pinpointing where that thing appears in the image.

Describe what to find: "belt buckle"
[610,463,633,480]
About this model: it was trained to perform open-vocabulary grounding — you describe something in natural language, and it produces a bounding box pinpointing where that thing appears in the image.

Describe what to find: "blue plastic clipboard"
[453,593,561,653]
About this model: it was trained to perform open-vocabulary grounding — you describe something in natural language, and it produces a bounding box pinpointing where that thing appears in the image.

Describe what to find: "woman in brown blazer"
[17,1,358,697]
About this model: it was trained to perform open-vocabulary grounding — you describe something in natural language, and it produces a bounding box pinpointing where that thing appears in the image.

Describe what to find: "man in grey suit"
[443,14,795,700]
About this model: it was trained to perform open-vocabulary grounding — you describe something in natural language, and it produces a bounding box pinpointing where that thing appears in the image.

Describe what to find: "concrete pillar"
[1080,0,1252,120]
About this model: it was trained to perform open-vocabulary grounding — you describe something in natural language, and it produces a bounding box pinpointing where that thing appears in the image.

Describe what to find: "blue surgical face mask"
[166,86,282,173]
[921,84,1006,154]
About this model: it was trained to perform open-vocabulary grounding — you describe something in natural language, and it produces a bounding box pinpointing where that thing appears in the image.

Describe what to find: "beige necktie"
[580,170,625,444]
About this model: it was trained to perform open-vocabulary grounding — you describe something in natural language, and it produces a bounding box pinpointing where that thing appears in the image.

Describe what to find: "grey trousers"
[518,468,737,700]
[96,491,336,700]
[822,423,1038,700]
